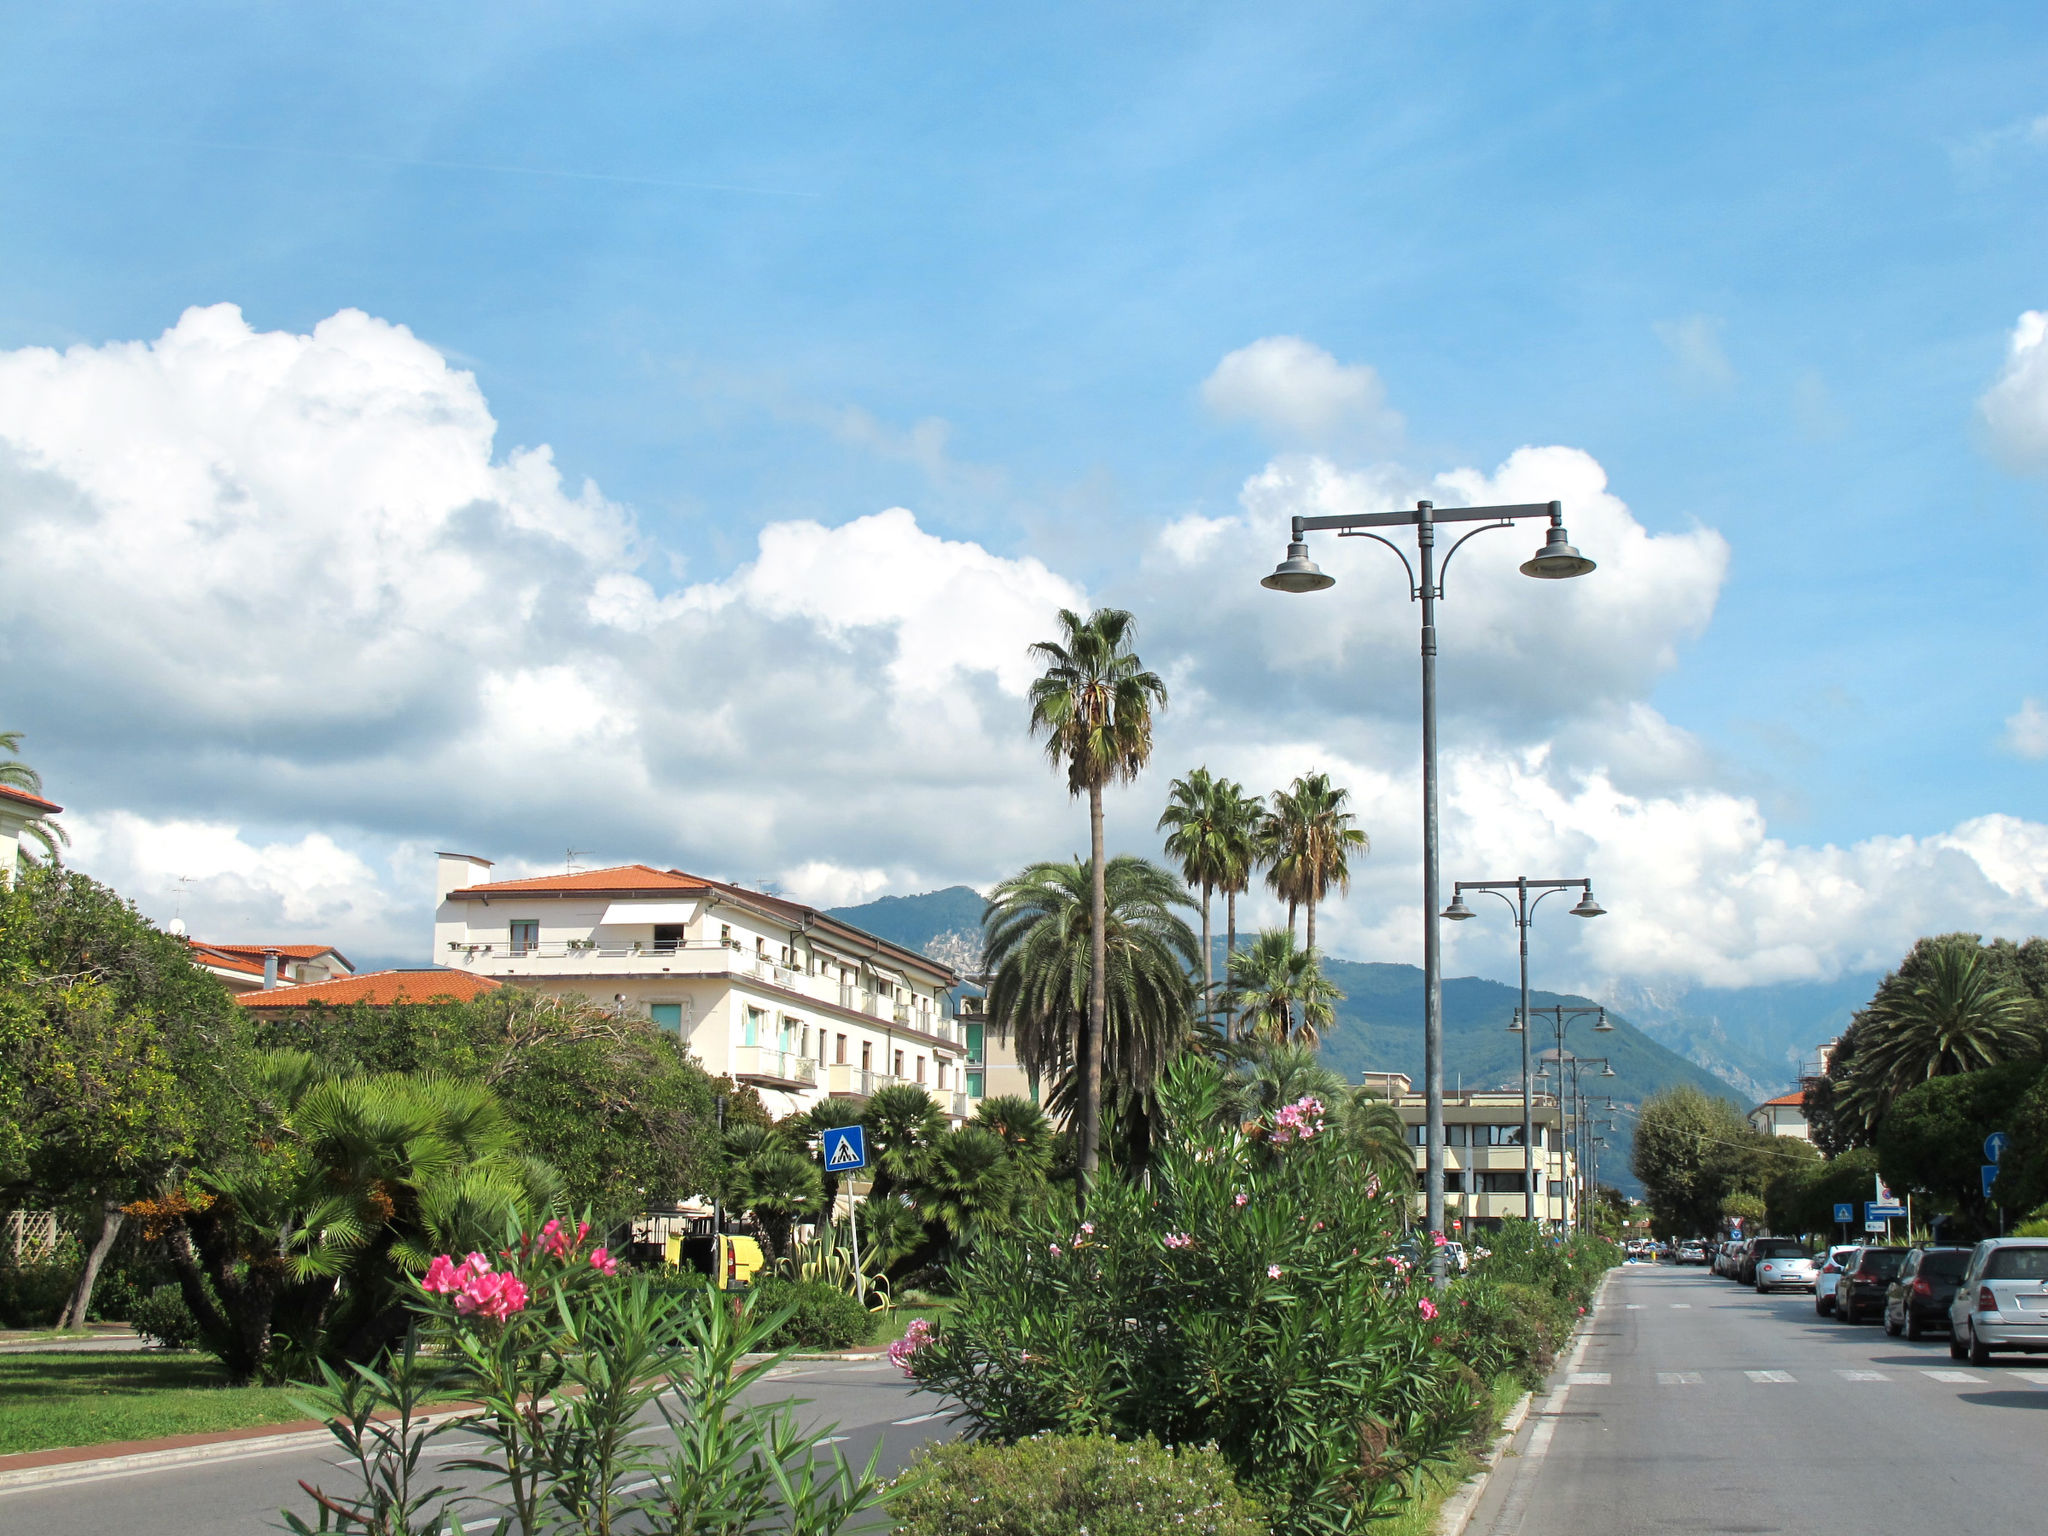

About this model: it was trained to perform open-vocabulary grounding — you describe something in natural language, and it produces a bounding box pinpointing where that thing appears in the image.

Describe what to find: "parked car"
[1885,1246,1971,1339]
[1948,1238,2048,1365]
[1753,1242,1817,1293]
[1831,1246,1909,1324]
[1676,1241,1707,1266]
[1443,1241,1470,1274]
[1715,1239,1748,1279]
[1813,1246,1859,1316]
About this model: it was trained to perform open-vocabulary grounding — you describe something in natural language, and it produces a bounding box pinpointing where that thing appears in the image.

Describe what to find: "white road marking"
[2012,1371,2048,1386]
[1494,1385,1571,1533]
[1625,1304,1642,1310]
[1745,1370,1796,1383]
[1656,1371,1703,1385]
[1568,1371,1610,1385]
[1669,1303,1691,1309]
[1921,1370,1984,1384]
[1837,1370,1887,1381]
[891,1410,949,1425]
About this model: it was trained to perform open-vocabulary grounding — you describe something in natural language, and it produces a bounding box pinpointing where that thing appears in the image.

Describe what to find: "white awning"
[598,900,701,926]
[868,965,905,989]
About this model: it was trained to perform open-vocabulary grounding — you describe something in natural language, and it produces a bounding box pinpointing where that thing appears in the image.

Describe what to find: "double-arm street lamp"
[1261,499,1596,1282]
[1443,877,1605,1220]
[1535,1041,1615,1230]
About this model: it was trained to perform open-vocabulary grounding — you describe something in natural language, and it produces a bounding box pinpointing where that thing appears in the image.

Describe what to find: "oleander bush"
[888,1432,1270,1536]
[750,1275,877,1351]
[906,1056,1484,1536]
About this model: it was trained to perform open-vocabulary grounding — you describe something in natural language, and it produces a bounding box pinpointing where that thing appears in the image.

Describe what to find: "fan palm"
[1333,1090,1414,1190]
[1232,1041,1346,1123]
[0,729,67,864]
[982,855,1198,1148]
[972,1094,1056,1184]
[1158,767,1235,1021]
[724,1144,823,1260]
[1226,928,1342,1046]
[1259,771,1367,956]
[913,1126,1017,1246]
[860,1083,945,1200]
[1026,607,1168,1186]
[1858,938,2044,1100]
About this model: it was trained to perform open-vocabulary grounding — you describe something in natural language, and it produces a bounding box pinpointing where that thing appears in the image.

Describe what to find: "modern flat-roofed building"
[1377,1075,1580,1232]
[431,854,964,1121]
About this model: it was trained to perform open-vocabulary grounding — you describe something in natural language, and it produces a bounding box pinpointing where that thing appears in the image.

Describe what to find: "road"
[1469,1261,2047,1536]
[0,1357,954,1535]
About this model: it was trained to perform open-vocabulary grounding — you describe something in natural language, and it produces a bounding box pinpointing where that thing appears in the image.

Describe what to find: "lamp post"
[1443,878,1604,1220]
[1522,1004,1612,1227]
[1261,499,1595,1284]
[1537,1044,1615,1231]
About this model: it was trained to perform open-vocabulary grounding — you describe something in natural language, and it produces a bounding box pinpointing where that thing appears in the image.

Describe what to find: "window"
[936,1060,948,1088]
[835,1034,848,1065]
[650,1003,682,1033]
[1409,1123,1427,1147]
[915,1056,926,1084]
[817,1031,827,1066]
[1475,1171,1527,1194]
[781,1016,799,1051]
[1483,1124,1529,1147]
[653,924,685,953]
[719,923,733,947]
[966,1021,985,1065]
[509,920,539,955]
[1445,1124,1469,1147]
[743,1008,765,1047]
[893,1050,905,1078]
[966,1070,984,1098]
[1443,1171,1464,1193]
[861,1042,872,1071]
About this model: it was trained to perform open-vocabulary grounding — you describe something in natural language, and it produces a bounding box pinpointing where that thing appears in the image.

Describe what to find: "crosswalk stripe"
[1625,1304,1642,1310]
[1670,1303,1691,1309]
[1568,1372,1610,1385]
[1745,1370,1796,1383]
[1656,1371,1703,1385]
[2013,1371,2048,1386]
[1836,1370,1887,1381]
[1921,1370,1984,1384]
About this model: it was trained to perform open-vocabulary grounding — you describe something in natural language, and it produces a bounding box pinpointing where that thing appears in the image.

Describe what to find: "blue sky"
[4,4,2048,988]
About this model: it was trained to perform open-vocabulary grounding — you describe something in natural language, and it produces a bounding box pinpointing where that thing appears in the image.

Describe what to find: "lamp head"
[1570,888,1606,919]
[1601,1062,1616,1077]
[1593,1010,1614,1033]
[1507,1010,1524,1033]
[1262,541,1335,593]
[1520,513,1596,580]
[1442,892,1475,921]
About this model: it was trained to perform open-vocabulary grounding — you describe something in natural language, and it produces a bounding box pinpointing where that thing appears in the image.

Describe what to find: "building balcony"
[731,1046,817,1089]
[826,1065,902,1099]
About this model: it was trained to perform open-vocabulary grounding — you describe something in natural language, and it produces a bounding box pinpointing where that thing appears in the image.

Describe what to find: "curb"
[1433,1267,1615,1536]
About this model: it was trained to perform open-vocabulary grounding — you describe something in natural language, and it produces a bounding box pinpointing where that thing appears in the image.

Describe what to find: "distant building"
[1377,1074,1580,1232]
[0,783,62,884]
[190,942,355,993]
[431,854,964,1121]
[1748,1090,1811,1141]
[233,969,504,1013]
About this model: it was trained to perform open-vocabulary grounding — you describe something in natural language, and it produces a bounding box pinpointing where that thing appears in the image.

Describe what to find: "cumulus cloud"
[1980,310,2048,470]
[1201,336,1403,448]
[2005,698,2048,759]
[7,308,2048,998]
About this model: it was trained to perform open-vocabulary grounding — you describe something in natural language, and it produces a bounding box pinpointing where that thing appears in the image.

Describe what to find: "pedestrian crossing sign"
[824,1125,867,1171]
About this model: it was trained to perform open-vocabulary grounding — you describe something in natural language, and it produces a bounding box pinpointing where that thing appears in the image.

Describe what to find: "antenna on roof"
[169,875,194,937]
[755,877,780,895]
[566,848,592,874]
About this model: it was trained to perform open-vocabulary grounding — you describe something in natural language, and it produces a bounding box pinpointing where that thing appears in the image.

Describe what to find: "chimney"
[436,851,496,905]
[262,948,280,990]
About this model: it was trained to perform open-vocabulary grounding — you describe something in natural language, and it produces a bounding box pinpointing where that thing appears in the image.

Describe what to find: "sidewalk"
[0,1325,144,1355]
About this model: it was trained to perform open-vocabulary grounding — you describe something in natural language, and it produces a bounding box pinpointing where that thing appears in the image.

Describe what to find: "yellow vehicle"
[665,1230,765,1291]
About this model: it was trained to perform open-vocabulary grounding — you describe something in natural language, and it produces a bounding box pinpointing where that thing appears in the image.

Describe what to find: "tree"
[1875,1061,2044,1234]
[860,1082,946,1202]
[1224,929,1341,1046]
[1026,607,1168,1186]
[971,1094,1056,1185]
[981,855,1198,1149]
[1630,1086,1781,1237]
[915,1126,1018,1249]
[721,1139,823,1261]
[1207,779,1262,1040]
[1158,767,1234,1021]
[1258,772,1368,957]
[1231,1041,1345,1122]
[0,730,68,865]
[1332,1091,1414,1192]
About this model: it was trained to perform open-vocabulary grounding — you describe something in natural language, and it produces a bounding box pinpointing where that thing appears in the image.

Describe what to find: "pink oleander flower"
[1431,1230,1447,1247]
[454,1270,529,1321]
[1049,1243,1063,1258]
[1079,1221,1095,1235]
[1164,1232,1193,1250]
[1418,1298,1439,1320]
[887,1318,936,1376]
[1233,1193,1248,1207]
[1267,1264,1283,1279]
[423,1252,492,1294]
[589,1247,618,1277]
[1364,1176,1381,1197]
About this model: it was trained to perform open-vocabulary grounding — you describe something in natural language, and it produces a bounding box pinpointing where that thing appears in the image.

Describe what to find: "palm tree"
[1208,778,1261,1040]
[1858,938,2043,1100]
[1260,771,1367,956]
[1225,928,1342,1045]
[913,1126,1017,1248]
[0,729,67,865]
[981,854,1198,1152]
[1158,768,1232,1020]
[859,1083,945,1201]
[1026,609,1168,1185]
[971,1094,1056,1184]
[1231,1040,1345,1122]
[724,1143,823,1260]
[1334,1089,1415,1190]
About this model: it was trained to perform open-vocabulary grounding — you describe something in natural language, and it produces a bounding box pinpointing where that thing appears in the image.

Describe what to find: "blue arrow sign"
[823,1125,868,1172]
[1984,1164,2001,1200]
[1985,1131,2010,1165]
[1833,1203,1855,1224]
[1866,1201,1906,1221]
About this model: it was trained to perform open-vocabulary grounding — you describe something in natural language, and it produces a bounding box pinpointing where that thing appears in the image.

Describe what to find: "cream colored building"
[0,783,62,885]
[432,854,965,1121]
[1747,1090,1810,1141]
[1379,1075,1579,1232]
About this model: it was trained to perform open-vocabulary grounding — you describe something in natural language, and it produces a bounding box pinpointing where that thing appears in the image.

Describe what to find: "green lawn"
[869,1302,951,1347]
[0,1351,310,1456]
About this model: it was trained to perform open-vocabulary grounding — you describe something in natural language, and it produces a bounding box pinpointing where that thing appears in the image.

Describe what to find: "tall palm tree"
[1334,1089,1415,1190]
[1231,1040,1345,1122]
[1158,768,1233,1021]
[1025,608,1168,1185]
[1260,771,1368,956]
[1225,928,1342,1046]
[1858,938,2043,1099]
[1208,778,1261,1040]
[981,855,1198,1154]
[0,729,67,864]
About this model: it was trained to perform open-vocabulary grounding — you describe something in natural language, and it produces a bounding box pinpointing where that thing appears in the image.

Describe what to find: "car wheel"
[1885,1310,1902,1337]
[1842,1300,1859,1324]
[1816,1297,1830,1316]
[1969,1329,1993,1368]
[1951,1326,1970,1361]
[1904,1312,1924,1341]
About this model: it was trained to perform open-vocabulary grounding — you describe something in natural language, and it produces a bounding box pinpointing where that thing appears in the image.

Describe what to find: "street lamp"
[1523,1005,1612,1229]
[1537,1039,1614,1232]
[1261,499,1595,1283]
[1444,877,1606,1220]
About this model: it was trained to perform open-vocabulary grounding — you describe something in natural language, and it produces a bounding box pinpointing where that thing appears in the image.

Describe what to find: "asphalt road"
[1469,1262,2048,1536]
[0,1357,956,1535]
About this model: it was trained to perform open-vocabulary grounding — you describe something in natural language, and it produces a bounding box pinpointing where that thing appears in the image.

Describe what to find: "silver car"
[1755,1248,1817,1293]
[1948,1238,2048,1366]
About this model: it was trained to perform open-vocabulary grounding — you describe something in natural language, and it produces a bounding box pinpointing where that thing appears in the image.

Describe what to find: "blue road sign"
[823,1125,868,1172]
[1986,1131,2010,1165]
[1866,1201,1906,1221]
[1833,1203,1855,1224]
[1984,1164,2001,1200]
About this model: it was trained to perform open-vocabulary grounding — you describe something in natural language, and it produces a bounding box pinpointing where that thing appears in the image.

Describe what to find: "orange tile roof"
[1755,1091,1807,1109]
[234,970,504,1008]
[197,942,350,964]
[447,863,710,897]
[0,783,62,815]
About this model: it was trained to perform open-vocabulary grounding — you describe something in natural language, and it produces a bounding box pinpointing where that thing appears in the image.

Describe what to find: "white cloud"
[2004,698,2048,760]
[1980,310,2048,470]
[1201,336,1403,447]
[1652,314,1736,393]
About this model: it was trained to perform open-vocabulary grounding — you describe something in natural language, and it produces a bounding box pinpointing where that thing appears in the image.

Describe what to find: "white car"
[1949,1238,2048,1366]
[1812,1246,1859,1315]
[1755,1249,1818,1293]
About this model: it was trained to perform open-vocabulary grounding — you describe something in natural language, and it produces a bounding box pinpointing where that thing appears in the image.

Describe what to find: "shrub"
[751,1276,876,1351]
[889,1433,1268,1536]
[1442,1280,1566,1388]
[0,1237,82,1328]
[132,1283,200,1349]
